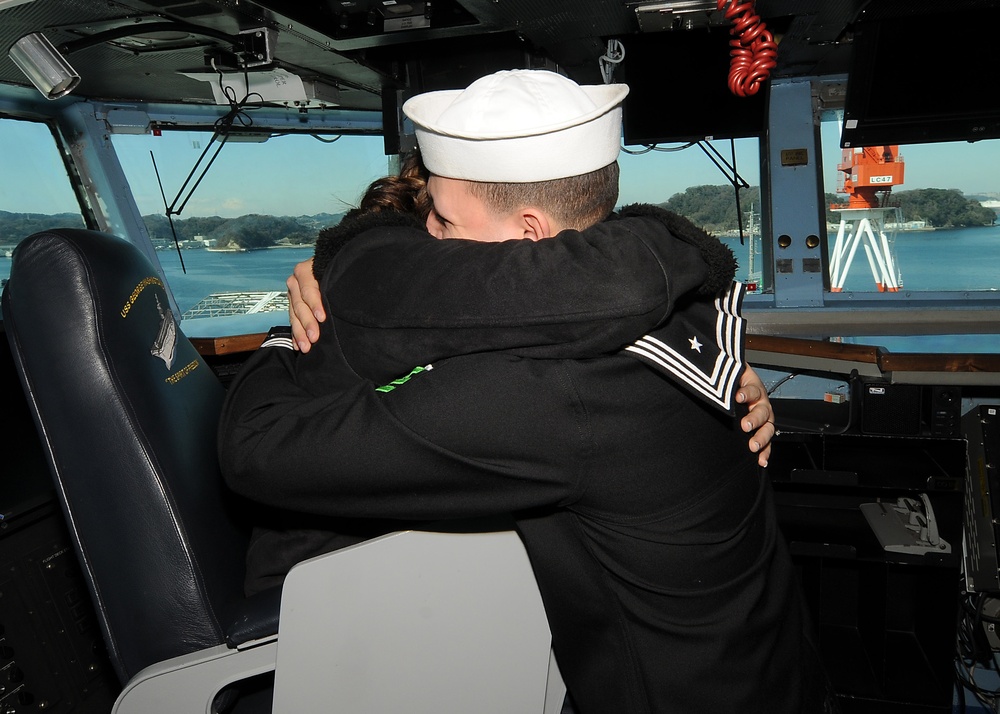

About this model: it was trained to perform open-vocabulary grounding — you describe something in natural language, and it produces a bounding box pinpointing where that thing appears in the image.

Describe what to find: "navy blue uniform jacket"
[218,207,817,713]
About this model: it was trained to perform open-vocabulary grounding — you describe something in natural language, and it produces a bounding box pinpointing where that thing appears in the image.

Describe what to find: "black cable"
[620,142,696,155]
[696,139,751,245]
[766,372,796,396]
[147,67,263,272]
[166,67,262,216]
[58,21,237,56]
[962,592,1000,625]
[955,590,1000,712]
[729,139,747,245]
[696,139,752,191]
[150,151,185,273]
[167,67,262,216]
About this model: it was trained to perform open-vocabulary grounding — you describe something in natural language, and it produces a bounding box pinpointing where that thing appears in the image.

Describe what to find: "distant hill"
[2,189,994,248]
[0,211,85,244]
[657,185,763,234]
[893,189,997,227]
[658,186,995,232]
[0,210,348,249]
[141,212,346,249]
[824,189,997,228]
[295,213,346,230]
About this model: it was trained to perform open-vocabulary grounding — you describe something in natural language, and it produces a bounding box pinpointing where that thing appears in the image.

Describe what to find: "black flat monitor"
[841,8,1000,147]
[622,29,768,146]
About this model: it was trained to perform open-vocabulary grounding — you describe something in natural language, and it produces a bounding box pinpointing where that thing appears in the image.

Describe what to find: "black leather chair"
[2,228,278,708]
[3,229,564,714]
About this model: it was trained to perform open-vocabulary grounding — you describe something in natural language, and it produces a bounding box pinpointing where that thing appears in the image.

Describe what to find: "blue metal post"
[765,79,827,308]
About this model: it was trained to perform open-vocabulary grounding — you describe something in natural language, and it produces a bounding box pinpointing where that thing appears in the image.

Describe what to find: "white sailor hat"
[402,69,629,183]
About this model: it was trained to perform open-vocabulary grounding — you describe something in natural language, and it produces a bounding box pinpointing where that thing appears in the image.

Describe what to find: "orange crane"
[836,145,906,208]
[829,145,906,292]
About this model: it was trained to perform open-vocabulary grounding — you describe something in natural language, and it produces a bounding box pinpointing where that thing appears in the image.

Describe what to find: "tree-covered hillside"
[824,189,996,227]
[0,211,345,249]
[657,185,763,233]
[1,187,994,248]
[893,189,996,227]
[658,186,995,233]
[0,211,85,244]
[142,212,344,249]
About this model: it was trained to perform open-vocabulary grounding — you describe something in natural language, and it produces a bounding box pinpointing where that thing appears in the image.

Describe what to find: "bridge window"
[819,119,1000,295]
[111,130,389,334]
[0,117,86,290]
[618,138,764,291]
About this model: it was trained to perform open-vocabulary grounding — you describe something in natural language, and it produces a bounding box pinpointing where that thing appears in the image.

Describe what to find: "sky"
[616,122,1000,206]
[2,114,999,219]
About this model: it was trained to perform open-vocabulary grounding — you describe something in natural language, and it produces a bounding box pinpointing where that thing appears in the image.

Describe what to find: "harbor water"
[3,225,998,351]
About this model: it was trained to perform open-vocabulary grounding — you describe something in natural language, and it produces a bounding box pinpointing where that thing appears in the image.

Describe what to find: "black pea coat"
[219,207,822,713]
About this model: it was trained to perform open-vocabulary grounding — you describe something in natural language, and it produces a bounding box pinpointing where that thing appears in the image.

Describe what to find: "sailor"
[220,69,826,713]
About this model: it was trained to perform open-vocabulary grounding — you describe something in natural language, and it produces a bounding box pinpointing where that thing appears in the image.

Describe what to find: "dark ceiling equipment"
[0,0,871,110]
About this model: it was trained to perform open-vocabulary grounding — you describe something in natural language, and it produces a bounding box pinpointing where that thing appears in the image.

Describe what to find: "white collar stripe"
[622,282,746,414]
[261,335,295,350]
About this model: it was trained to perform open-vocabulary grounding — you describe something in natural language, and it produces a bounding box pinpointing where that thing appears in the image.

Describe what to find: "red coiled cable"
[717,0,777,97]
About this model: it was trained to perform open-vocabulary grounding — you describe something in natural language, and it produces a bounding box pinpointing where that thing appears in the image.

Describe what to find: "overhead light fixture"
[8,32,80,99]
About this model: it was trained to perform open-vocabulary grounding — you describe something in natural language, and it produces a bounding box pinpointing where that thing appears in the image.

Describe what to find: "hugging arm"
[737,365,773,467]
[287,257,323,352]
[287,211,776,464]
[218,344,580,519]
[287,259,775,467]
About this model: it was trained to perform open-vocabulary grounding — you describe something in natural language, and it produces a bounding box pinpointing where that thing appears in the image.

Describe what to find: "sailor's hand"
[736,365,775,468]
[287,258,326,353]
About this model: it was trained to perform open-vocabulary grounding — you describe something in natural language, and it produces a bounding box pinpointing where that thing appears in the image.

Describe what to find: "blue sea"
[157,245,316,314]
[176,225,1000,304]
[727,224,1000,353]
[3,225,999,350]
